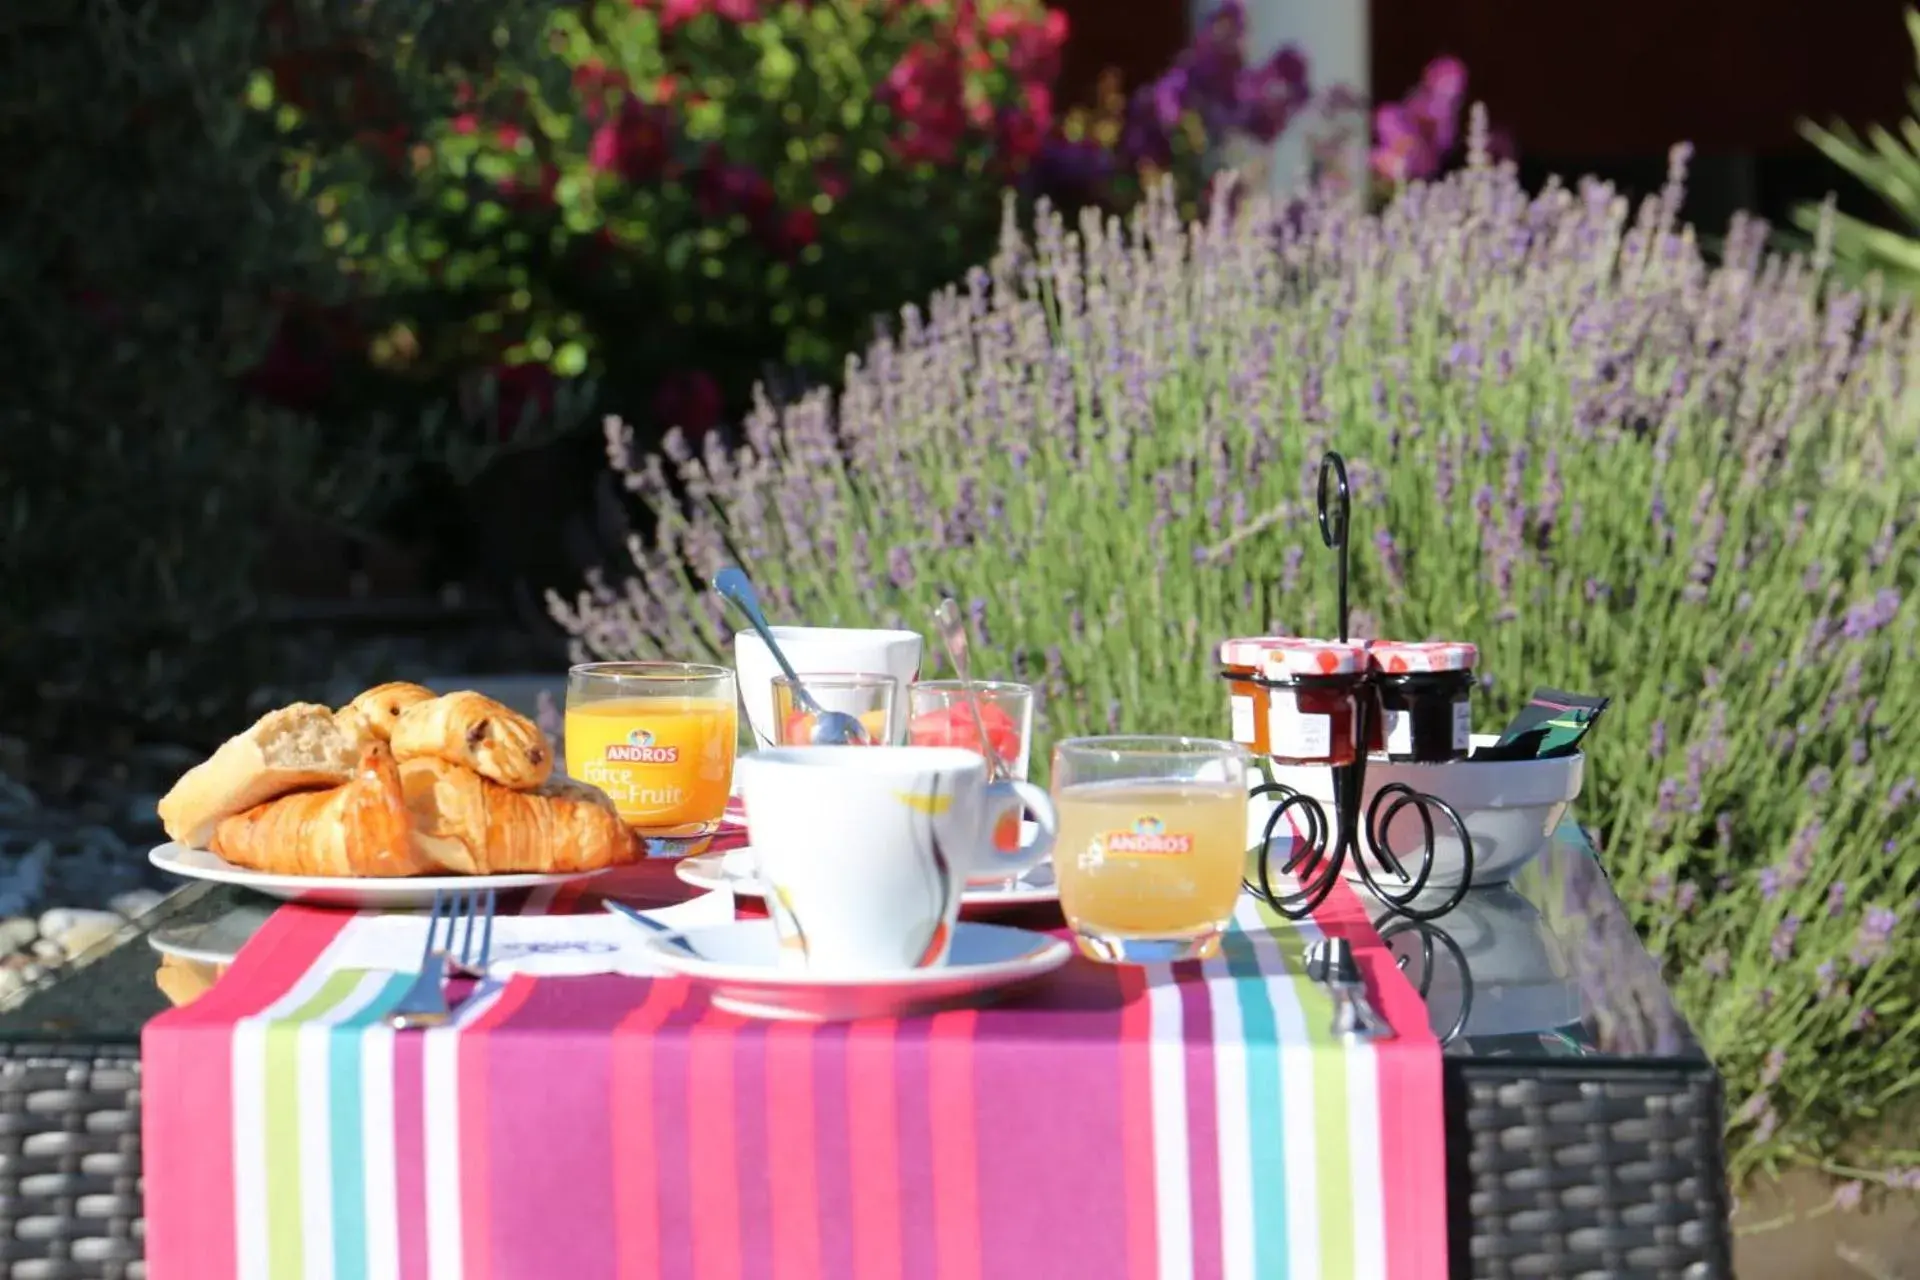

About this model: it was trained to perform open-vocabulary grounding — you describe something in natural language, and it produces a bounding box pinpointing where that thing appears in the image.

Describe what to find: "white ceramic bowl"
[1246,734,1584,889]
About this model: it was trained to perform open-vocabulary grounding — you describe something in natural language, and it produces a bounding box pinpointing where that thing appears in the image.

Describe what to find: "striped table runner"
[143,848,1446,1280]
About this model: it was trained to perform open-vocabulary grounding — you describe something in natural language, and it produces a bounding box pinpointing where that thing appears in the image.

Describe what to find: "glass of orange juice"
[1050,736,1249,963]
[565,662,738,838]
[771,673,895,746]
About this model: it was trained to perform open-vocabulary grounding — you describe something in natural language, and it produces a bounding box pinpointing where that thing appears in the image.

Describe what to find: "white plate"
[674,842,1059,909]
[625,917,1070,1021]
[148,843,609,910]
[148,904,275,965]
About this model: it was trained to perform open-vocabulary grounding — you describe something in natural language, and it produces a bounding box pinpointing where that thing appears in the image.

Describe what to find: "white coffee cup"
[734,627,923,747]
[736,746,1057,975]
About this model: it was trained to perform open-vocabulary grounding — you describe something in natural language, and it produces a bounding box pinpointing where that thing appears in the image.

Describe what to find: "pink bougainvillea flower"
[649,0,760,29]
[769,206,819,258]
[588,95,675,183]
[814,163,850,202]
[880,43,968,164]
[694,156,776,225]
[450,114,479,135]
[653,369,724,436]
[994,82,1053,169]
[498,162,559,209]
[985,6,1068,84]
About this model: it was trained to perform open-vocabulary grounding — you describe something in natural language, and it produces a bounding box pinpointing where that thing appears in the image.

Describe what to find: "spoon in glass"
[711,566,872,746]
[932,597,1005,781]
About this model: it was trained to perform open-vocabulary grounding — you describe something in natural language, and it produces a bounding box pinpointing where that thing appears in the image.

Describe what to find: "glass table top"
[0,820,1704,1065]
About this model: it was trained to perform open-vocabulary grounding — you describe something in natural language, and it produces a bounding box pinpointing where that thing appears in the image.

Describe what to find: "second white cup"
[733,626,923,747]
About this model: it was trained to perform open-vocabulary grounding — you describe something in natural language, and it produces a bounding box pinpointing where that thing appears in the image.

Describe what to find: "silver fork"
[389,889,497,1031]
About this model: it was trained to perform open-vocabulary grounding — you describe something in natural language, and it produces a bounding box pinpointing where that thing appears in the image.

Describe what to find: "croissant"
[389,691,553,790]
[398,757,634,875]
[335,682,437,750]
[210,743,441,878]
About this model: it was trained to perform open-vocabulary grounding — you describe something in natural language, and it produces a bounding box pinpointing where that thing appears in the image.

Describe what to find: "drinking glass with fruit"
[771,673,897,746]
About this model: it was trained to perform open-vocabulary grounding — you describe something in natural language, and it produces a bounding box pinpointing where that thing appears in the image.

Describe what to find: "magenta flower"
[1370,54,1473,184]
[1235,45,1312,143]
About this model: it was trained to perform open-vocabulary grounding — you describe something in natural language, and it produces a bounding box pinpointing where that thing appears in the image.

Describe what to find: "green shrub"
[556,152,1920,1182]
[252,0,1308,441]
[0,0,549,743]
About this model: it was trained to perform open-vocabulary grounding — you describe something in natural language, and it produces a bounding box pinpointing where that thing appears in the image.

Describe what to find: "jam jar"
[1217,638,1294,753]
[1258,639,1369,766]
[1370,641,1479,763]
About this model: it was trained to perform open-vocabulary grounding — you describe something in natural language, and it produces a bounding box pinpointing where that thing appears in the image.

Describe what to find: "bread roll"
[335,682,437,750]
[210,743,438,877]
[389,691,553,789]
[398,757,633,875]
[157,703,353,848]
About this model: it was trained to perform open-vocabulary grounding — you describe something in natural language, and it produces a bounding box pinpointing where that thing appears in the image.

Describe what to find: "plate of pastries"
[150,682,637,909]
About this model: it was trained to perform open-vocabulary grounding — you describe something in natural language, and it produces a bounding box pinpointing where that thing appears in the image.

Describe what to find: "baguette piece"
[158,703,354,848]
[389,691,553,790]
[398,757,633,875]
[210,743,438,877]
[335,681,437,750]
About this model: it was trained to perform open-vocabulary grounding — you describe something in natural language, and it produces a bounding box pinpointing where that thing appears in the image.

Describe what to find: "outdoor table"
[0,820,1732,1278]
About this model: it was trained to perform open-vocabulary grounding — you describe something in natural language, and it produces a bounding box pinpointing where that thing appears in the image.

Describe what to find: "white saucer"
[148,843,609,910]
[674,843,1059,909]
[148,904,275,965]
[628,918,1071,1021]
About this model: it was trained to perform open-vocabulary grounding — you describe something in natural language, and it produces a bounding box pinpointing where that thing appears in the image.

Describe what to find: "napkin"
[321,890,736,978]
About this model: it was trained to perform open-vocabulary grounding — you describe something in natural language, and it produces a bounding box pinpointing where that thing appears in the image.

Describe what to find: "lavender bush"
[556,129,1919,1180]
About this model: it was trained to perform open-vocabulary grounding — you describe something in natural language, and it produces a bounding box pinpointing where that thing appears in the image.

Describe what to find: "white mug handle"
[973,780,1057,881]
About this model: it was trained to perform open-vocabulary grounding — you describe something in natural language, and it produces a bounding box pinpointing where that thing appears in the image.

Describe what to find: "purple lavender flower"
[1842,588,1902,639]
[968,597,992,649]
[1281,544,1305,593]
[1760,1047,1787,1086]
[1372,527,1405,593]
[887,545,916,591]
[1888,777,1917,813]
[1852,906,1900,966]
[1828,881,1848,918]
[1770,915,1800,962]
[1833,1182,1863,1212]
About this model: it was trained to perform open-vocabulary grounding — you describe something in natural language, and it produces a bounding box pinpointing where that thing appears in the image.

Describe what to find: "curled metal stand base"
[1243,766,1476,924]
[1372,908,1475,1047]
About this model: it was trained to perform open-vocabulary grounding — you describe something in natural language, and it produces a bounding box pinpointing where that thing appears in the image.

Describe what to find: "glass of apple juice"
[1050,736,1250,963]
